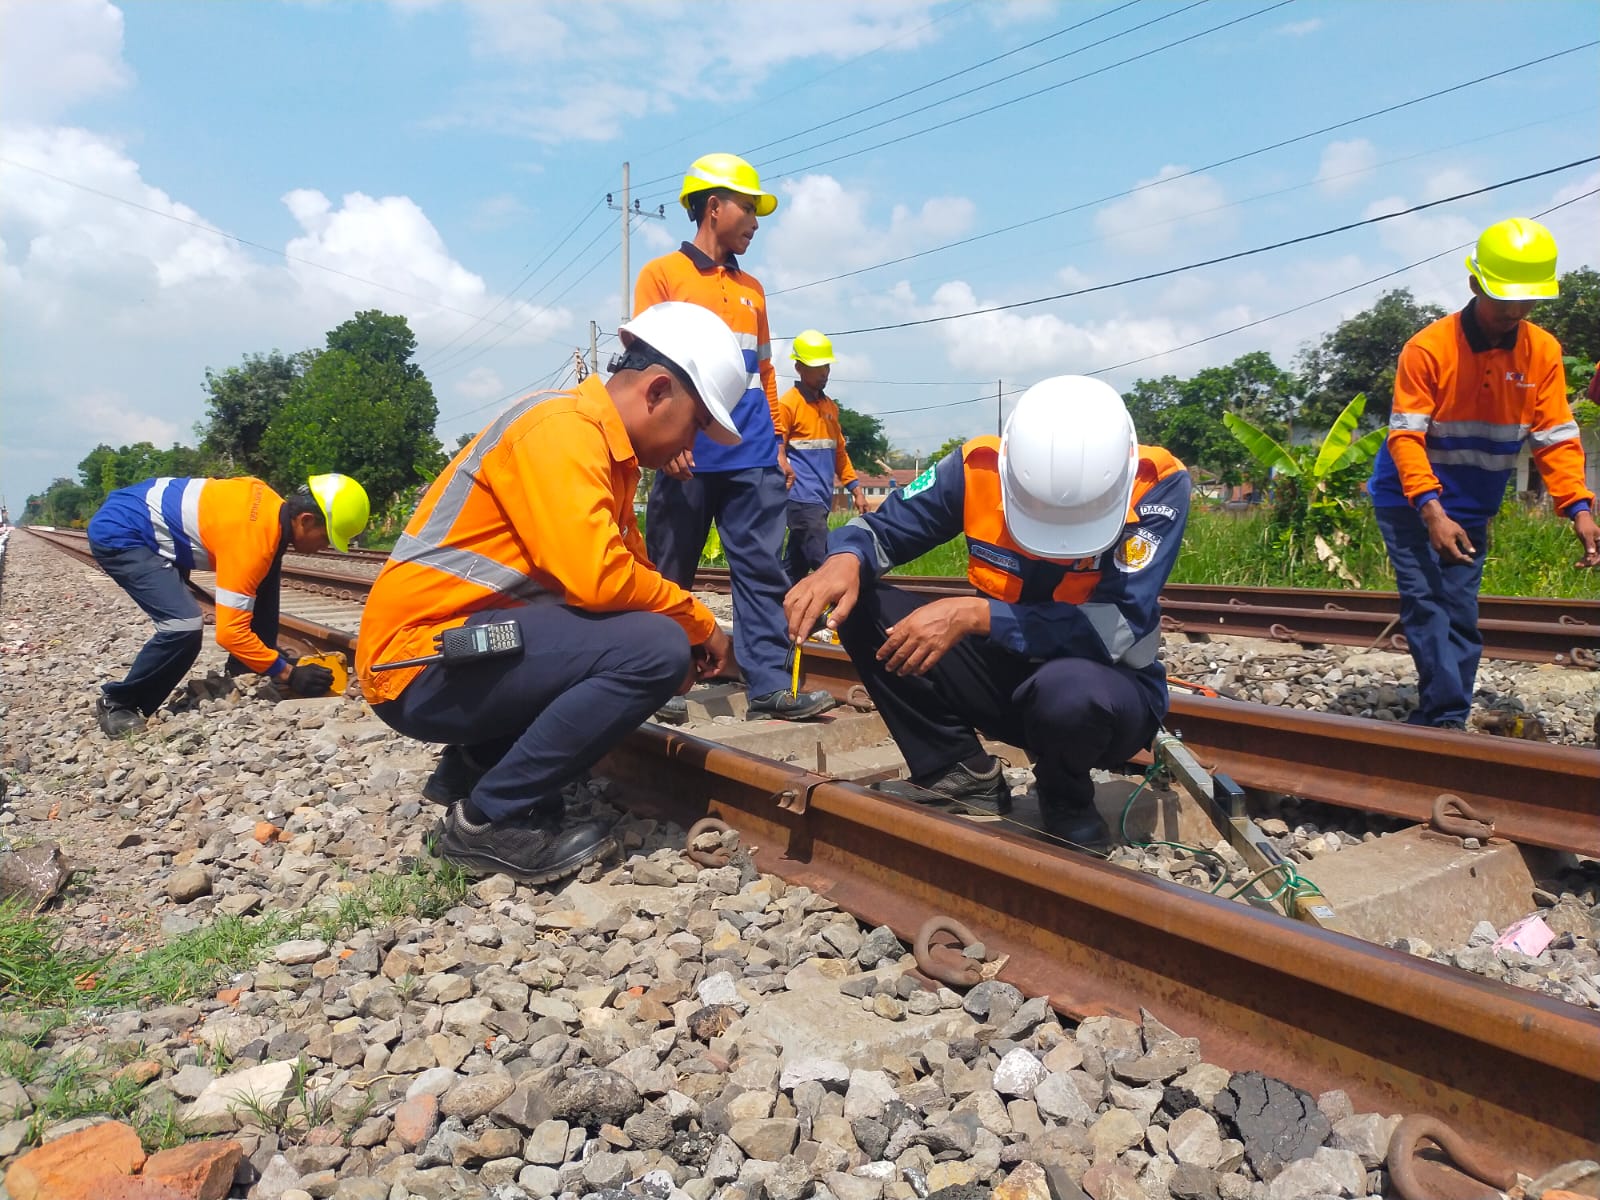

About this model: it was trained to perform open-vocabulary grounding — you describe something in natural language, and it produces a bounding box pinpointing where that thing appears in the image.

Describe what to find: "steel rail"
[25,526,1599,1175]
[600,724,1600,1173]
[794,642,1600,857]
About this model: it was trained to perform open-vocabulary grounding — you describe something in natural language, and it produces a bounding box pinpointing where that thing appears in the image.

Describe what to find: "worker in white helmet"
[784,376,1191,850]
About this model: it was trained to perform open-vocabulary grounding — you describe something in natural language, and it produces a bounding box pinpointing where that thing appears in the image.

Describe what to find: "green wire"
[1119,765,1327,910]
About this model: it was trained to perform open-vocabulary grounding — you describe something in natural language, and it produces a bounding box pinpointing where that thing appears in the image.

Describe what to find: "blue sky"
[3,0,1597,505]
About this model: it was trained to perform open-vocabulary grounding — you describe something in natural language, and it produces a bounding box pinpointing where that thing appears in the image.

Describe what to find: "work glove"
[285,662,336,697]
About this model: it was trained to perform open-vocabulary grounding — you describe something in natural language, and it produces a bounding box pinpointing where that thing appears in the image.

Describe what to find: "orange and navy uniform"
[357,377,718,705]
[634,242,776,473]
[776,386,858,508]
[829,437,1190,715]
[86,477,293,675]
[1368,301,1593,524]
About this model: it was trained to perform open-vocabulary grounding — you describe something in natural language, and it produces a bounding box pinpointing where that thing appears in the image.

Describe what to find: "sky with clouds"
[2,0,1597,504]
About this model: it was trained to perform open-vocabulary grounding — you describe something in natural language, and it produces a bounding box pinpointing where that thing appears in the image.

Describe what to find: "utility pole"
[607,163,666,324]
[589,321,599,376]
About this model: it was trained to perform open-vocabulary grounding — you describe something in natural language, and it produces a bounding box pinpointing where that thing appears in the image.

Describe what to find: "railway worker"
[635,152,834,724]
[784,376,1191,851]
[1369,217,1598,730]
[86,473,371,736]
[776,329,860,583]
[356,302,748,885]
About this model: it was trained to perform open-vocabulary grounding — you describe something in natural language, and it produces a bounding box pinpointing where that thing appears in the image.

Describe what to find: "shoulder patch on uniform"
[902,465,937,498]
[1139,503,1177,520]
[1114,529,1162,573]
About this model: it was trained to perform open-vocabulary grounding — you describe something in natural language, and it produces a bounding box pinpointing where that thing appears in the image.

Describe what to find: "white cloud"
[1276,18,1323,36]
[454,366,506,401]
[429,1,945,144]
[1316,139,1377,195]
[69,390,180,445]
[0,0,131,122]
[1093,166,1229,255]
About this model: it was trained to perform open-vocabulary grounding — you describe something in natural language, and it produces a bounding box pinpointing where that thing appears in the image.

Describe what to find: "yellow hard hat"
[307,473,370,553]
[791,329,835,366]
[1465,218,1559,301]
[680,153,778,218]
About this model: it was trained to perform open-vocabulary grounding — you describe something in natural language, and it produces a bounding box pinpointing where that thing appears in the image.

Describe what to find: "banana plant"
[1224,393,1387,584]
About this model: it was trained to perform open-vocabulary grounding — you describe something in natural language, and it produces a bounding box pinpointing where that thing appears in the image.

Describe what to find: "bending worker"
[357,302,746,885]
[1368,217,1597,730]
[636,152,834,723]
[87,473,370,736]
[784,376,1190,850]
[777,329,860,583]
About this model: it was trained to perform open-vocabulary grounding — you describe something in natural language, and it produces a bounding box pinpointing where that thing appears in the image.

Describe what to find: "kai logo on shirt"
[902,464,938,498]
[1114,529,1162,572]
[1504,371,1532,388]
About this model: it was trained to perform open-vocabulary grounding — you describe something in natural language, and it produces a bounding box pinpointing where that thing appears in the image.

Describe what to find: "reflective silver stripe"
[1079,602,1160,667]
[154,616,205,633]
[1529,421,1580,448]
[756,343,772,361]
[393,391,558,602]
[179,479,210,570]
[215,587,255,612]
[790,438,836,450]
[145,477,176,560]
[1430,419,1528,441]
[1428,448,1520,470]
[1389,412,1430,432]
[845,516,894,574]
[732,331,758,350]
[390,535,552,601]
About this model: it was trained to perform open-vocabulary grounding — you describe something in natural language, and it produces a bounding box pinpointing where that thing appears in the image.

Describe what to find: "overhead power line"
[815,155,1599,338]
[764,41,1600,298]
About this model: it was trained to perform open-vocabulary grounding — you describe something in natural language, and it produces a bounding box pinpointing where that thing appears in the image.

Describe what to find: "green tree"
[1122,352,1299,485]
[23,478,96,527]
[260,311,444,505]
[1536,267,1600,364]
[201,350,313,477]
[929,435,969,463]
[837,404,891,472]
[1296,289,1446,431]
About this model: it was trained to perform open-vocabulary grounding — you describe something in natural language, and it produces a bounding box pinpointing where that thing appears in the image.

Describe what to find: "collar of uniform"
[678,240,740,274]
[798,384,829,405]
[1460,298,1518,353]
[576,374,638,466]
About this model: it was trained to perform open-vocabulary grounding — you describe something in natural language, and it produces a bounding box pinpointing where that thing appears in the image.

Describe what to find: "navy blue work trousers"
[646,466,790,698]
[837,580,1160,807]
[90,542,206,716]
[371,605,688,823]
[783,500,832,585]
[1374,505,1488,727]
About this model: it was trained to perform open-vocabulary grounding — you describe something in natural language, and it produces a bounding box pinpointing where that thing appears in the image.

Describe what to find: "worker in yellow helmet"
[635,152,835,723]
[1369,217,1596,729]
[777,329,860,583]
[86,472,370,735]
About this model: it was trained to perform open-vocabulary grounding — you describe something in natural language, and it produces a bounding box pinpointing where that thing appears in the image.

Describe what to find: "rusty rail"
[601,724,1600,1174]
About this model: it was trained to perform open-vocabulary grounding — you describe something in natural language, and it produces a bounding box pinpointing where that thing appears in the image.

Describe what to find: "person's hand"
[663,449,695,482]
[285,662,335,697]
[778,448,796,490]
[1421,501,1475,565]
[877,597,989,676]
[1573,509,1600,568]
[784,553,860,643]
[693,625,737,681]
[846,487,859,511]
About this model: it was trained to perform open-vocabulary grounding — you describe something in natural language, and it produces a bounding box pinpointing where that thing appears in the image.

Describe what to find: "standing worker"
[784,376,1191,850]
[635,152,834,724]
[86,473,370,735]
[357,303,747,885]
[1368,217,1597,730]
[777,329,860,583]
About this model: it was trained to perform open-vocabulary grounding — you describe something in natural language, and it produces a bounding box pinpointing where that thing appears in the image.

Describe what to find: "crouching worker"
[356,302,746,885]
[783,376,1190,850]
[87,473,370,736]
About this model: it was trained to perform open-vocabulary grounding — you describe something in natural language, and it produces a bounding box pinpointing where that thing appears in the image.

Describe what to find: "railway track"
[697,567,1600,668]
[24,522,1600,1185]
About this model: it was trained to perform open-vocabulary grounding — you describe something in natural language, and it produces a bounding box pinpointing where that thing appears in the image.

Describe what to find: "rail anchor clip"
[913,915,1005,990]
[1386,1114,1516,1200]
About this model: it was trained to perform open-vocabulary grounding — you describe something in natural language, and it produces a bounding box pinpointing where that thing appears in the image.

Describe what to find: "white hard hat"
[617,302,746,446]
[999,376,1138,559]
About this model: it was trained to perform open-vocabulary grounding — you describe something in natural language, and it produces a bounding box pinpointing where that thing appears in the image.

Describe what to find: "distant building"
[840,470,919,511]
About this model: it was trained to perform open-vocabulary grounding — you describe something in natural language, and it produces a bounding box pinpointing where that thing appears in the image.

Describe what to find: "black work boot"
[422,746,491,806]
[1038,785,1112,851]
[746,689,836,721]
[96,694,144,737]
[653,696,689,725]
[875,756,1011,816]
[437,802,614,886]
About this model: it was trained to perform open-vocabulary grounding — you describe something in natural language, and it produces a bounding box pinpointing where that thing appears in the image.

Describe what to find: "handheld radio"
[370,621,524,671]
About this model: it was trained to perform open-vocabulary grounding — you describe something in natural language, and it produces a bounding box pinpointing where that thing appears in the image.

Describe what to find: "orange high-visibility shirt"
[776,386,857,507]
[356,377,718,703]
